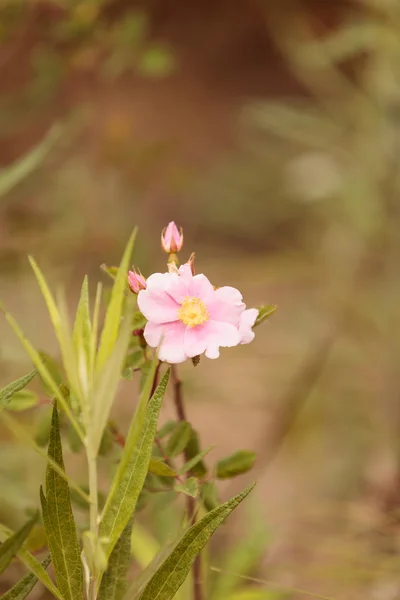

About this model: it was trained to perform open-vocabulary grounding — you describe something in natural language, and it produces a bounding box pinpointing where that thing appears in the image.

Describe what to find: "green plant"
[0,223,275,600]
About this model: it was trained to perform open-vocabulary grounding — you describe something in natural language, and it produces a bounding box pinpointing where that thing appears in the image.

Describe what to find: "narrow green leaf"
[1,556,51,600]
[5,390,39,411]
[174,477,198,498]
[0,370,37,412]
[215,451,256,480]
[179,446,213,476]
[200,481,220,512]
[0,514,37,575]
[73,276,91,354]
[91,303,134,454]
[0,410,89,504]
[1,306,84,440]
[125,537,178,600]
[97,230,137,372]
[136,484,255,600]
[0,525,62,600]
[100,370,170,559]
[148,458,177,478]
[254,305,277,327]
[73,276,92,399]
[90,282,103,377]
[165,421,192,458]
[99,518,133,600]
[40,402,83,600]
[28,258,81,400]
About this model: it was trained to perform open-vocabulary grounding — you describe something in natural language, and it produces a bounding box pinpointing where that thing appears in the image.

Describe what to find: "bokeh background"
[2,0,400,598]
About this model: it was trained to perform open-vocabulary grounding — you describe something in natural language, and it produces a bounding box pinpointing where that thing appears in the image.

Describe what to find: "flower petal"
[184,320,241,360]
[144,320,188,364]
[188,274,215,302]
[239,308,259,344]
[158,321,188,363]
[165,272,190,304]
[207,286,245,326]
[138,273,180,323]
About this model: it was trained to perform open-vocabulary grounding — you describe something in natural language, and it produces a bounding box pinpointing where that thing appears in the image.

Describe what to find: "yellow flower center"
[178,296,209,328]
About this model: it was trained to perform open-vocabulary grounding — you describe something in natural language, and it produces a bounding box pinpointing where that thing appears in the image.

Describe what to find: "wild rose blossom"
[161,221,183,254]
[137,263,258,364]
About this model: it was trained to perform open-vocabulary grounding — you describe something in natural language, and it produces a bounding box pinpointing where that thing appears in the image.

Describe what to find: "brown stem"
[150,360,162,398]
[171,364,203,600]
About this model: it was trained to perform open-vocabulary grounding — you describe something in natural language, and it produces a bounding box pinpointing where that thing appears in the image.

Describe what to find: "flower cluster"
[129,222,259,364]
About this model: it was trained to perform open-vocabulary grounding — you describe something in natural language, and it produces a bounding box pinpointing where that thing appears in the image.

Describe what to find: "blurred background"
[1,0,400,598]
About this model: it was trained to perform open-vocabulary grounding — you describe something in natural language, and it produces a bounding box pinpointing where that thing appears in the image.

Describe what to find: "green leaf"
[123,349,145,380]
[0,514,37,575]
[174,477,198,498]
[40,402,83,600]
[148,458,177,478]
[1,303,84,441]
[165,421,192,458]
[179,442,214,477]
[136,484,255,600]
[91,303,134,454]
[96,230,136,372]
[132,311,147,330]
[0,525,62,600]
[34,407,53,447]
[100,370,170,560]
[254,305,277,327]
[200,481,220,512]
[99,518,133,600]
[5,390,39,411]
[37,352,64,398]
[28,258,82,403]
[1,556,51,600]
[215,451,256,480]
[157,420,178,440]
[0,370,37,412]
[125,536,178,600]
[100,264,119,281]
[72,276,92,390]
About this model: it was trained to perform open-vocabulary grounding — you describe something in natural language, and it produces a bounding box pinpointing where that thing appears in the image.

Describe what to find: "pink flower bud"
[161,221,183,253]
[128,269,147,294]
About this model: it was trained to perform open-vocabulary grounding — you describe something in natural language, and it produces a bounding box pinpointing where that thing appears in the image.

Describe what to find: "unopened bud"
[128,269,147,294]
[161,221,183,253]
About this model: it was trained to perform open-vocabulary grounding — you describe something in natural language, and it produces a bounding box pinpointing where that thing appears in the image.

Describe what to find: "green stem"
[88,452,99,600]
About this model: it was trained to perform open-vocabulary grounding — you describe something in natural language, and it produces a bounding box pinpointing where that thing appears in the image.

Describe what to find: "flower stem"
[88,451,99,600]
[171,364,203,600]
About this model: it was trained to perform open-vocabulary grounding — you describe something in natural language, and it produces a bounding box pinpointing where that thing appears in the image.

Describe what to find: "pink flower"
[128,269,147,293]
[137,263,258,363]
[161,221,183,253]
